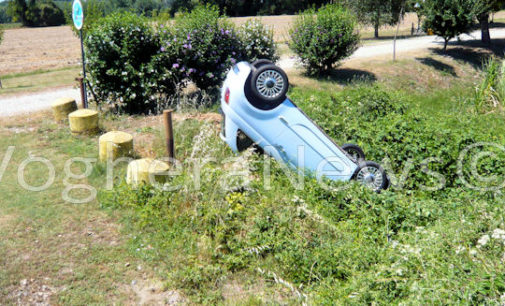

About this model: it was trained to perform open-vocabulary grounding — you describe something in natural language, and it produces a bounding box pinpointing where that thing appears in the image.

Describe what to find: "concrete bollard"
[52,97,77,122]
[68,109,99,135]
[99,131,134,162]
[126,158,170,186]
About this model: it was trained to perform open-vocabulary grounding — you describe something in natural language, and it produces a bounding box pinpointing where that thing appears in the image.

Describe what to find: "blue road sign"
[72,0,84,30]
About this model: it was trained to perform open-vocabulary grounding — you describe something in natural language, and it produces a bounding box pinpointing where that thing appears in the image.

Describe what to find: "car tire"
[248,64,289,110]
[252,59,273,69]
[352,161,388,191]
[341,144,366,162]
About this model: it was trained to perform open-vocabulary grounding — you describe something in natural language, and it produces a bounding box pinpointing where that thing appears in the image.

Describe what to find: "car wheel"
[249,64,289,109]
[352,161,388,191]
[341,144,365,162]
[252,59,273,69]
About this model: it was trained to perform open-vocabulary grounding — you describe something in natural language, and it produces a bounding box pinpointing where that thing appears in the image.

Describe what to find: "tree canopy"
[7,0,65,27]
[348,0,406,38]
[422,0,476,51]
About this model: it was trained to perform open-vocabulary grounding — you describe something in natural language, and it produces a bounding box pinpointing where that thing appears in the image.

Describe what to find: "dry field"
[233,12,421,42]
[0,26,81,75]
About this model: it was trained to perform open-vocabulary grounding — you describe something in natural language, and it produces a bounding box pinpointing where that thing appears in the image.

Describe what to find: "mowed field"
[0,26,81,75]
[0,13,428,76]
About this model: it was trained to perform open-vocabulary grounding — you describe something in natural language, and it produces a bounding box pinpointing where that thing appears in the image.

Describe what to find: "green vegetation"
[475,57,505,113]
[3,50,505,303]
[422,0,476,51]
[85,6,278,114]
[348,0,406,38]
[7,0,65,27]
[98,77,505,303]
[289,3,360,75]
[0,66,81,96]
[0,1,12,23]
[85,12,171,115]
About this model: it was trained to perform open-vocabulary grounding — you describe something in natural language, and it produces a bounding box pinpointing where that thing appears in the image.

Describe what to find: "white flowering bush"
[85,12,182,114]
[238,19,279,63]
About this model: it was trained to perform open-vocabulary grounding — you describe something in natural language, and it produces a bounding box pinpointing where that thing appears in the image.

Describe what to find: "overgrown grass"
[2,45,505,303]
[98,76,505,303]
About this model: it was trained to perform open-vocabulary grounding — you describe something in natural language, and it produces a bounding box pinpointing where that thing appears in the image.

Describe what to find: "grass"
[1,44,505,303]
[0,115,179,304]
[0,66,81,96]
[0,22,23,30]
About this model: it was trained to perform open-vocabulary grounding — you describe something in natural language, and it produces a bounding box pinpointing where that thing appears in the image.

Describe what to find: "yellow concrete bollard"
[68,109,99,135]
[99,131,134,162]
[126,158,170,186]
[51,97,77,122]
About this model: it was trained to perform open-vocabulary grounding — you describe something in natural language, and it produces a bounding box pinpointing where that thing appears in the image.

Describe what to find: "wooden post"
[163,110,175,161]
[76,77,86,109]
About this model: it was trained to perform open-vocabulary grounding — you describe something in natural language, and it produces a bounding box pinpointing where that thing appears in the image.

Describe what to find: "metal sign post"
[72,0,87,108]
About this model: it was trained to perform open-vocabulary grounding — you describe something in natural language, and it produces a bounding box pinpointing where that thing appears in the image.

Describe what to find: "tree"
[473,0,505,45]
[350,0,406,38]
[7,0,65,27]
[7,0,28,24]
[422,0,476,51]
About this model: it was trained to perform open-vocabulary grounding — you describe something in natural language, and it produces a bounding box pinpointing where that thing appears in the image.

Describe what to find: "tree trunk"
[478,13,491,45]
[374,4,380,38]
[443,39,448,52]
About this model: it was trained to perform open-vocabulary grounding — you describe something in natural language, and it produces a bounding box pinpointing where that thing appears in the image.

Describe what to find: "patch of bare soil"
[7,278,57,306]
[130,280,184,305]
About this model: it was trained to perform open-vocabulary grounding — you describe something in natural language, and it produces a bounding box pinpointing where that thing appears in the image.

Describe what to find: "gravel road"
[3,27,505,117]
[279,28,505,69]
[0,87,81,117]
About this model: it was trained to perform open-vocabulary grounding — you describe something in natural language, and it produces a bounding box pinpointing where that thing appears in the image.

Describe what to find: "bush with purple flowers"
[85,6,280,112]
[173,5,245,90]
[289,4,360,75]
[85,12,182,114]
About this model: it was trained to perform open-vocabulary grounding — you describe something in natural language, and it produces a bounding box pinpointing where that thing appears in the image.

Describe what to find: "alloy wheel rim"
[356,166,383,190]
[256,70,285,99]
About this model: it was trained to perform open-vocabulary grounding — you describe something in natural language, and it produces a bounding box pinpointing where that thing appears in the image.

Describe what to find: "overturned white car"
[219,60,388,191]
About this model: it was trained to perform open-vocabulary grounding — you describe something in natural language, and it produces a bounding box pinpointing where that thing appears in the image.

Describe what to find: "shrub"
[475,57,505,113]
[0,25,3,45]
[85,12,182,114]
[173,5,245,90]
[238,19,278,63]
[289,4,360,75]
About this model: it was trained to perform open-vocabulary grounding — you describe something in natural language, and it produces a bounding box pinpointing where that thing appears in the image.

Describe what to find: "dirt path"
[0,87,80,117]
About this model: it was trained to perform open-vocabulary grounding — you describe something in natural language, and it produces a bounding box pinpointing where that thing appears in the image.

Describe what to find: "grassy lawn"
[0,116,179,304]
[0,67,81,96]
[2,43,505,303]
